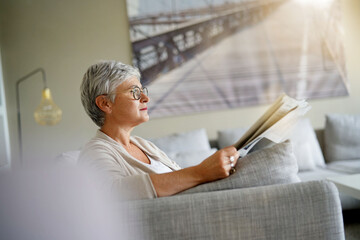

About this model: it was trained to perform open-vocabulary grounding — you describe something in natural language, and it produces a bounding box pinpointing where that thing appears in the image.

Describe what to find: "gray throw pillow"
[177,140,300,195]
[324,114,360,162]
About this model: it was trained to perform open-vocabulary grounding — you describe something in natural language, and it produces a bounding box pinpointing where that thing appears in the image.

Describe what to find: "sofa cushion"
[178,140,300,195]
[288,118,326,170]
[326,160,360,174]
[217,127,248,149]
[150,128,211,156]
[297,167,344,182]
[291,141,316,170]
[324,114,360,162]
[167,148,217,168]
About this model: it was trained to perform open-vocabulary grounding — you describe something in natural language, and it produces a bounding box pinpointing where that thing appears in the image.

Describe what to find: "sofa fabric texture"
[126,181,344,240]
[178,140,300,195]
[324,114,360,162]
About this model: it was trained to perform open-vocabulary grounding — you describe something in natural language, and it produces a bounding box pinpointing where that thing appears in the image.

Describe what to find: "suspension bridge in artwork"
[127,0,348,118]
[129,0,287,85]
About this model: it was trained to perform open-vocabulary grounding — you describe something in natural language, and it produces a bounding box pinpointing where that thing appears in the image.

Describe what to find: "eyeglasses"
[130,86,148,100]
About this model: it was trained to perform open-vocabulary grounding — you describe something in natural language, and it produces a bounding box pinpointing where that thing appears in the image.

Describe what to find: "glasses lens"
[142,87,148,96]
[132,87,148,100]
[133,87,141,100]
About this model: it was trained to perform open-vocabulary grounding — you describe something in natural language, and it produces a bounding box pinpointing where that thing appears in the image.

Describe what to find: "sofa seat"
[298,168,344,181]
[298,168,360,210]
[326,160,360,174]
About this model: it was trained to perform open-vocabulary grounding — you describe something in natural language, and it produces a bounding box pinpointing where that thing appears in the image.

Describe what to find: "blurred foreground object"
[0,166,136,240]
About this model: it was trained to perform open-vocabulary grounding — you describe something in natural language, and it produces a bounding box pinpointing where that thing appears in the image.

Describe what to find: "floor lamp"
[16,68,62,163]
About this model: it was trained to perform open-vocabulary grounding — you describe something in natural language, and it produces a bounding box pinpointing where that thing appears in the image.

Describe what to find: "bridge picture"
[126,0,348,118]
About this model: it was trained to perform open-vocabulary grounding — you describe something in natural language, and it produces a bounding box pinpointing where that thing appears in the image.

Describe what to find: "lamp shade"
[34,88,62,125]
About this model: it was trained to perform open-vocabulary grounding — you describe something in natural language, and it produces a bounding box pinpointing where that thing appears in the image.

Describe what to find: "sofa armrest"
[124,181,344,240]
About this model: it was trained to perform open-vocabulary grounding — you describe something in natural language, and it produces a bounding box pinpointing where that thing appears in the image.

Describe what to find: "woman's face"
[105,77,150,128]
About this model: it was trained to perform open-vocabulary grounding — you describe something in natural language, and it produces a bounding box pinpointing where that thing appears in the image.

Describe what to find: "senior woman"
[79,60,239,200]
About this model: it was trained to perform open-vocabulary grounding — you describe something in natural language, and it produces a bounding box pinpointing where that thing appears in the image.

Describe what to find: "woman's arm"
[149,146,239,197]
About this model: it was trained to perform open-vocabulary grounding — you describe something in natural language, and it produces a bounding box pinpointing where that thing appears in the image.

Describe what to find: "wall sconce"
[16,68,62,163]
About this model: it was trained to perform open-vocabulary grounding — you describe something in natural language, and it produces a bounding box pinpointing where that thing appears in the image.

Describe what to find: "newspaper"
[234,93,311,157]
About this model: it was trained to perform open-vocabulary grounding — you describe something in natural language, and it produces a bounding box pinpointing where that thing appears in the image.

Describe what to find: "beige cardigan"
[78,130,181,200]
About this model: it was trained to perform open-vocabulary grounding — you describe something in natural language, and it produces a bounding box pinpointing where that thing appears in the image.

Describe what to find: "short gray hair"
[80,60,141,127]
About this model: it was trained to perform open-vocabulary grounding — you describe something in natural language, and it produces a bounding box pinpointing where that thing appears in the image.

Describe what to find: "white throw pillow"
[287,118,325,170]
[291,141,316,171]
[324,114,360,162]
[150,128,211,155]
[217,127,248,149]
[168,148,217,168]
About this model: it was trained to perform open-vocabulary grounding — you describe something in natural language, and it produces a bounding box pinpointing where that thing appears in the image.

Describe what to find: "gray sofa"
[0,167,346,240]
[123,141,346,240]
[126,181,344,240]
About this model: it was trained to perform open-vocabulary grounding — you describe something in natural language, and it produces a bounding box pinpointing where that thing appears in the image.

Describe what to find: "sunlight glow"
[294,0,333,8]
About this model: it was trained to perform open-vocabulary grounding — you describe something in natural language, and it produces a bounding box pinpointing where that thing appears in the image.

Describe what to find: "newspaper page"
[234,94,311,155]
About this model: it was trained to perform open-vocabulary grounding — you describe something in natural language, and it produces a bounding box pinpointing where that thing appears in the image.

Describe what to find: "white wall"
[0,50,11,167]
[0,0,132,167]
[0,0,359,167]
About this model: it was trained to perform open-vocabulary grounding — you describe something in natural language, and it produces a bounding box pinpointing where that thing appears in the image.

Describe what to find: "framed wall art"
[126,0,348,118]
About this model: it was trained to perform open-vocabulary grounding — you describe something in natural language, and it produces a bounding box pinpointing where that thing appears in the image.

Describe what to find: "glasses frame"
[130,86,148,100]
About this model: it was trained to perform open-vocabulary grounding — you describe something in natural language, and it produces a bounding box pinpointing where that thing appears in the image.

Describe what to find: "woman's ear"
[95,95,112,114]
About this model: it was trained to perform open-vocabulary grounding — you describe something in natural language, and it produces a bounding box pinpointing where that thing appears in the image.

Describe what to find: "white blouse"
[144,155,173,174]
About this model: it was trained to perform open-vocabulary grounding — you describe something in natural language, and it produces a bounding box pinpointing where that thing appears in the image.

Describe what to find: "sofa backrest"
[315,129,325,155]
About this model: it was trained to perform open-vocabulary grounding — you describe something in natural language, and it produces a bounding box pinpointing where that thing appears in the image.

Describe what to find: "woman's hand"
[150,146,240,197]
[195,146,240,183]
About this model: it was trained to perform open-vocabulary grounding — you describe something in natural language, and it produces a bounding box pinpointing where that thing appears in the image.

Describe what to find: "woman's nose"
[140,93,150,103]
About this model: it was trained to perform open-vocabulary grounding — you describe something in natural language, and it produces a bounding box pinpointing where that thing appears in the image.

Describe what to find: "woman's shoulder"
[82,130,119,150]
[79,134,122,164]
[82,135,114,152]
